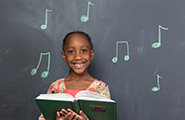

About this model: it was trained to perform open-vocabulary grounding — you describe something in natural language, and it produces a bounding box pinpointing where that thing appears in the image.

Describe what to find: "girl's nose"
[74,52,82,59]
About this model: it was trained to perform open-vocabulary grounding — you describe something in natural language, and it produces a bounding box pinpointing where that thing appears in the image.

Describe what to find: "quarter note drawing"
[40,9,52,30]
[151,74,162,92]
[31,52,51,79]
[151,25,169,48]
[112,41,130,63]
[80,1,94,22]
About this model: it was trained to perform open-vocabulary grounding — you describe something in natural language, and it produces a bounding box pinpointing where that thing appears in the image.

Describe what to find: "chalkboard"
[1,0,185,120]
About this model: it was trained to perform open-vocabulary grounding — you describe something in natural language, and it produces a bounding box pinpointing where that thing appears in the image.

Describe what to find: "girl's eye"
[81,49,87,52]
[68,50,74,54]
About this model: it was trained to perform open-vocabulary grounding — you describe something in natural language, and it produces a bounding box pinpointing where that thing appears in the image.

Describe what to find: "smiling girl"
[39,31,111,120]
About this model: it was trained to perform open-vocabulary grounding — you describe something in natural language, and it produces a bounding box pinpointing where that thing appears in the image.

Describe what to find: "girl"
[39,31,111,120]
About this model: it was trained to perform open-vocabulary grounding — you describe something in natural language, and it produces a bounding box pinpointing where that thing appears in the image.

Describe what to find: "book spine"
[72,101,81,113]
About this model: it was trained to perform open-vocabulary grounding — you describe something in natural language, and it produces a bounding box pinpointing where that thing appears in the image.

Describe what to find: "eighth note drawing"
[151,25,169,48]
[151,74,162,92]
[40,9,52,30]
[80,1,94,22]
[112,41,130,63]
[31,52,51,79]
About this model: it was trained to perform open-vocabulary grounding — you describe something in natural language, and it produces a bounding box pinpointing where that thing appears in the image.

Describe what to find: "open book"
[35,91,117,120]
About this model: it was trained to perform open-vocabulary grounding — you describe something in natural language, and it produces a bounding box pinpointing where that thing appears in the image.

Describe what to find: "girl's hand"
[56,109,89,120]
[38,114,46,120]
[56,109,71,120]
[67,109,89,120]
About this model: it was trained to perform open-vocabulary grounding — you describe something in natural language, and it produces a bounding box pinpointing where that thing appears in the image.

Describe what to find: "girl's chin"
[71,69,87,75]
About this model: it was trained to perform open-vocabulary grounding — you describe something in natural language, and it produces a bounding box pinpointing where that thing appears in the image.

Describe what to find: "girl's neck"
[66,70,94,81]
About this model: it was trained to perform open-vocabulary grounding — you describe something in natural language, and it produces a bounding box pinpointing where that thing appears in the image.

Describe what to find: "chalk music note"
[151,25,169,48]
[31,52,51,79]
[112,41,130,63]
[80,1,94,22]
[40,9,52,30]
[151,74,162,92]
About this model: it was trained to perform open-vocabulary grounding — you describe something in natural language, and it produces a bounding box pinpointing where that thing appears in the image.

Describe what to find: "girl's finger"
[60,109,68,116]
[63,112,71,120]
[68,112,76,120]
[73,115,79,120]
[67,108,74,112]
[56,111,61,118]
[79,110,88,119]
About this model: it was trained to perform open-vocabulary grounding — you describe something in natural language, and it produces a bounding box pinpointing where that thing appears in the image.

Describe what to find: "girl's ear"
[62,51,67,62]
[90,49,94,60]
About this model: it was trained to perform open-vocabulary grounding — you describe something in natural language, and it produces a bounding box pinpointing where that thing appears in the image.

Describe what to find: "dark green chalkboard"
[1,0,185,120]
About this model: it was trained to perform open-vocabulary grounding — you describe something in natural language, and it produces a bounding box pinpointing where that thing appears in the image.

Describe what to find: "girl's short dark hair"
[62,31,93,51]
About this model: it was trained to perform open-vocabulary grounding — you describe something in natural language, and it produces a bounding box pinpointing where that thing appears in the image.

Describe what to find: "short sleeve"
[47,78,66,94]
[95,81,111,99]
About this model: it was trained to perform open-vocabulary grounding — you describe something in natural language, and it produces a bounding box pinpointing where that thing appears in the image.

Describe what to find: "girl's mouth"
[73,62,86,69]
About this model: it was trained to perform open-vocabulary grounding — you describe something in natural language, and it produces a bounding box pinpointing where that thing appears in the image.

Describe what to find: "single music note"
[31,52,51,79]
[151,25,169,48]
[40,9,52,30]
[80,1,94,22]
[151,74,162,92]
[112,41,130,63]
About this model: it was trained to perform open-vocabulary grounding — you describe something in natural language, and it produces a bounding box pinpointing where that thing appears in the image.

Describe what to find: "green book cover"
[78,100,117,120]
[35,99,80,120]
[35,91,117,120]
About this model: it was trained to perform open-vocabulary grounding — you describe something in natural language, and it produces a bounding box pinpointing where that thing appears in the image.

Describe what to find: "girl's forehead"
[65,33,90,46]
[67,33,87,40]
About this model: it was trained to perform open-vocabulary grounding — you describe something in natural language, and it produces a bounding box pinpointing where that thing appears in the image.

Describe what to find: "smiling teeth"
[75,64,82,67]
[74,63,84,68]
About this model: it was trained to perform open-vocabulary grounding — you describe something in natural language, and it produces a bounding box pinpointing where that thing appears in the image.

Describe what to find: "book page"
[36,93,74,101]
[75,91,114,102]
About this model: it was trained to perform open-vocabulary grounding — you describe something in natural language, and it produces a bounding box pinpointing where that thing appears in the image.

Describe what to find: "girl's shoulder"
[92,79,108,87]
[89,79,111,99]
[87,79,109,91]
[50,78,65,88]
[47,78,66,93]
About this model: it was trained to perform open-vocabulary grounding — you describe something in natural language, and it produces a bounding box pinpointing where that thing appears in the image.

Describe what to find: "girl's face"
[62,33,94,75]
